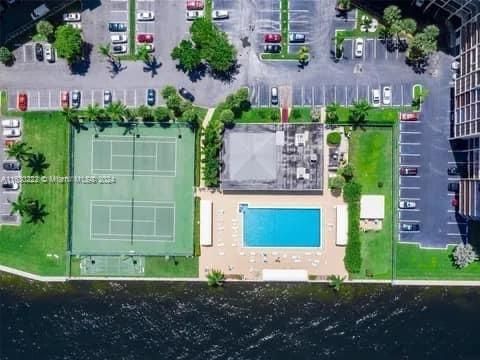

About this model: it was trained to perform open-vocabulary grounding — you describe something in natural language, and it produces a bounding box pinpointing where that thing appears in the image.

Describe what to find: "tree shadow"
[240,36,251,48]
[209,61,241,83]
[109,58,128,78]
[27,152,50,176]
[159,121,172,128]
[142,56,162,78]
[118,121,138,135]
[70,42,92,75]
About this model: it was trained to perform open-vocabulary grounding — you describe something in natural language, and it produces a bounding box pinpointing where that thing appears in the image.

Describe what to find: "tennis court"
[70,124,195,257]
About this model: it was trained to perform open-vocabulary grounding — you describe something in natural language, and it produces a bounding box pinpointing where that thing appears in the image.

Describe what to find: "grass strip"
[128,0,136,56]
[0,91,7,115]
[205,0,212,20]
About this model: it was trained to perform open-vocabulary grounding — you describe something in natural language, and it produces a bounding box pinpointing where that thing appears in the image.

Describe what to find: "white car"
[63,12,81,22]
[44,44,55,63]
[111,34,127,44]
[3,128,21,137]
[383,86,392,105]
[137,11,154,21]
[372,88,381,107]
[354,38,364,57]
[399,200,416,209]
[212,10,229,19]
[1,119,19,128]
[186,10,204,20]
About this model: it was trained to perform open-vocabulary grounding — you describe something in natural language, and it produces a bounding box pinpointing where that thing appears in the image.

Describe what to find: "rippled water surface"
[1,275,480,359]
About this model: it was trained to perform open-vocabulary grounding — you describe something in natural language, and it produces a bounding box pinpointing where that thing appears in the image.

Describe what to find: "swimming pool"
[241,205,322,248]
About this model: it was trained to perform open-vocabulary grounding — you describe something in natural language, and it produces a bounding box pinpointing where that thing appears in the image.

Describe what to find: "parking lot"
[248,81,414,108]
[341,38,407,64]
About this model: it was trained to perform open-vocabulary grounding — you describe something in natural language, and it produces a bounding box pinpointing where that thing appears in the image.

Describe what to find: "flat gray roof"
[220,123,323,192]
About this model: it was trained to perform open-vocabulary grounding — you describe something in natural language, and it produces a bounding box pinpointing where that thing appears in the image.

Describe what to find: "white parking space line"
[401,197,420,200]
[400,131,421,135]
[48,91,52,108]
[447,209,456,213]
[399,209,420,212]
[134,90,137,107]
[401,153,421,157]
[123,90,127,104]
[447,233,466,236]
[448,222,466,225]
[344,86,348,106]
[400,219,420,223]
[401,84,404,106]
[400,142,421,146]
[399,231,420,234]
[400,186,421,190]
[323,84,326,105]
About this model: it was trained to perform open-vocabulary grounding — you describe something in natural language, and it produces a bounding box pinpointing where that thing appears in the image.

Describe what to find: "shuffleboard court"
[70,124,195,257]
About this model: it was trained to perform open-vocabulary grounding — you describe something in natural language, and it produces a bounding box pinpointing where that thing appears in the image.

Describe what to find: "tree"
[225,88,251,116]
[328,176,345,193]
[270,110,280,122]
[453,243,478,268]
[326,132,341,146]
[161,85,177,100]
[54,25,83,64]
[349,99,371,126]
[343,181,362,203]
[0,47,13,65]
[136,44,151,63]
[383,5,402,28]
[166,95,182,117]
[36,20,54,41]
[6,142,31,162]
[336,0,351,12]
[338,163,354,181]
[25,200,48,224]
[171,39,202,72]
[412,86,429,108]
[327,275,346,292]
[85,103,103,122]
[182,108,200,129]
[407,26,439,63]
[62,107,81,129]
[26,153,49,176]
[401,18,417,38]
[298,46,309,65]
[220,109,235,127]
[423,25,440,42]
[136,105,153,122]
[105,101,127,122]
[9,195,32,216]
[207,269,225,287]
[326,102,340,123]
[179,100,193,115]
[154,107,171,122]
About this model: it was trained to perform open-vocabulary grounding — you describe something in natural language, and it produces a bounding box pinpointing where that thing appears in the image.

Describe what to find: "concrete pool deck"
[197,189,348,280]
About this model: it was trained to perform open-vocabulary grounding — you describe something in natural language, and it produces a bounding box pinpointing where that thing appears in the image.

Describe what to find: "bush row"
[343,181,362,273]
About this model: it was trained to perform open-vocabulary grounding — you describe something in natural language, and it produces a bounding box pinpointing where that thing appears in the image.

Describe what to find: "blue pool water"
[242,206,321,247]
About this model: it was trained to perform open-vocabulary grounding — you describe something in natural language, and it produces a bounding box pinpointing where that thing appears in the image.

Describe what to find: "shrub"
[453,243,478,268]
[344,201,361,273]
[339,164,355,182]
[220,109,235,126]
[154,107,171,122]
[327,132,341,146]
[270,110,280,122]
[290,108,302,120]
[161,85,177,100]
[343,181,362,203]
[328,175,345,191]
[202,119,223,187]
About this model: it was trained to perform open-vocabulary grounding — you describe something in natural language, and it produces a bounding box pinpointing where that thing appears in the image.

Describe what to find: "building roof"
[360,195,385,219]
[220,124,323,192]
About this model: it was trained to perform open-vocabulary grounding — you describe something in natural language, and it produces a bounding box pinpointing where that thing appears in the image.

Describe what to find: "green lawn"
[144,256,198,277]
[289,107,312,122]
[349,128,393,279]
[0,112,69,275]
[0,91,7,115]
[205,0,212,20]
[336,107,399,125]
[238,108,280,123]
[396,244,480,280]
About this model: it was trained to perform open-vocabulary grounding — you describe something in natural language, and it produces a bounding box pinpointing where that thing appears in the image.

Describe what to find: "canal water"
[1,275,479,359]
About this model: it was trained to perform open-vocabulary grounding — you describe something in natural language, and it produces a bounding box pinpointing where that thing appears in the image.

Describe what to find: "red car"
[17,92,27,111]
[60,91,69,108]
[137,33,154,43]
[186,0,203,10]
[399,112,419,121]
[264,33,281,43]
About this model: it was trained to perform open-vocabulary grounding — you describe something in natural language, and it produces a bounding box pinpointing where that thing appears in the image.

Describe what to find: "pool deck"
[197,189,348,280]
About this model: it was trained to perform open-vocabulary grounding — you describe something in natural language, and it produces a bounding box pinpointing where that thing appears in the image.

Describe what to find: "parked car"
[35,43,43,61]
[179,88,195,102]
[44,44,55,63]
[372,88,381,107]
[60,91,69,108]
[2,181,19,191]
[3,128,21,137]
[186,10,204,20]
[212,10,229,19]
[264,44,281,53]
[271,87,278,105]
[103,90,112,106]
[399,112,419,121]
[111,34,127,44]
[186,0,203,10]
[448,182,459,192]
[448,167,459,176]
[399,200,416,209]
[71,90,81,108]
[264,33,281,43]
[400,167,418,176]
[109,23,127,32]
[289,33,305,43]
[354,38,364,57]
[111,44,127,54]
[1,119,19,128]
[400,223,420,231]
[17,93,27,111]
[30,3,50,20]
[146,89,155,106]
[3,161,21,171]
[63,12,81,22]
[137,11,154,21]
[383,86,392,105]
[137,33,154,43]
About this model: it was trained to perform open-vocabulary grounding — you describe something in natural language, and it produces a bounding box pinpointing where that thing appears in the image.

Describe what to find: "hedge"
[327,132,341,145]
[343,181,362,273]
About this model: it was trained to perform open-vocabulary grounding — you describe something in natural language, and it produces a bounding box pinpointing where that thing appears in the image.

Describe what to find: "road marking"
[399,209,420,212]
[334,85,337,103]
[447,233,465,236]
[48,90,52,108]
[400,142,421,146]
[400,186,420,190]
[448,222,466,225]
[356,84,359,101]
[373,38,376,58]
[400,131,421,135]
[401,84,404,106]
[399,231,420,233]
[23,46,26,62]
[123,89,127,104]
[447,209,456,213]
[322,84,326,105]
[400,197,420,200]
[401,219,420,223]
[401,153,421,157]
[134,89,137,107]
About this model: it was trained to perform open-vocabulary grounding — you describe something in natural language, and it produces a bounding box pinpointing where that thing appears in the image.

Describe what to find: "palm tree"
[62,107,80,128]
[326,102,340,123]
[98,43,112,59]
[26,152,49,176]
[207,269,225,287]
[136,105,153,122]
[6,141,31,162]
[136,44,151,64]
[297,46,310,66]
[9,195,32,216]
[328,275,346,292]
[25,200,48,224]
[105,101,127,122]
[349,99,372,127]
[85,103,104,122]
[335,0,351,12]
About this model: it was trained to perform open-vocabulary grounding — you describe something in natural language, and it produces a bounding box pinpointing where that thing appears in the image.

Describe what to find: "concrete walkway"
[0,265,67,282]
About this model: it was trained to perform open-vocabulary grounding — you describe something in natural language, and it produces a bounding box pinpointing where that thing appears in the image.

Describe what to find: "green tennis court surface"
[70,124,194,256]
[79,255,145,276]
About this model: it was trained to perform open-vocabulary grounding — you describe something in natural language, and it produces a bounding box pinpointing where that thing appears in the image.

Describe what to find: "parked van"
[31,4,50,20]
